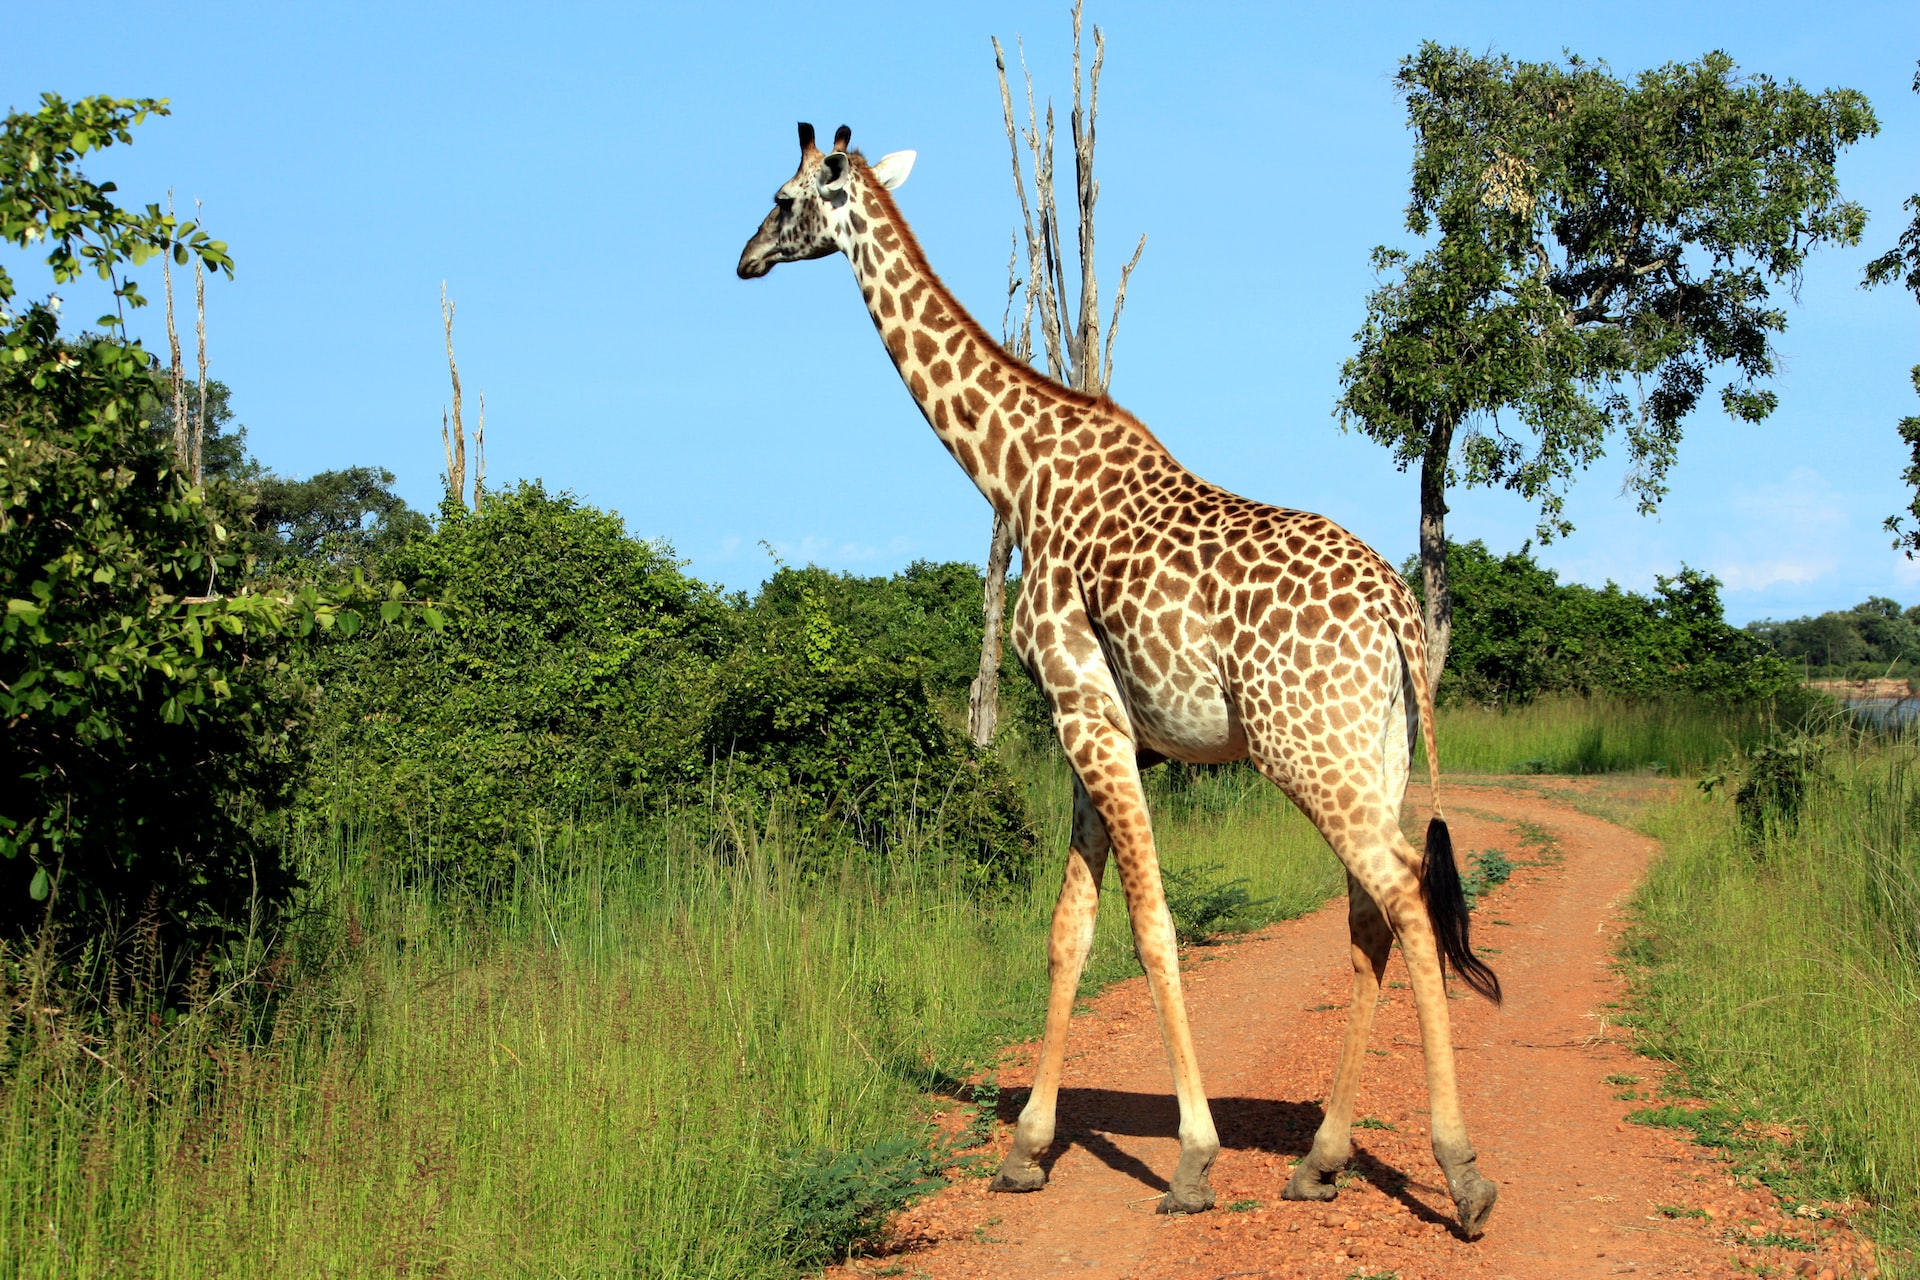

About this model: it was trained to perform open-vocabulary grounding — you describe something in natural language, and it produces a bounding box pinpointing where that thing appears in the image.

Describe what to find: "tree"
[0,95,280,952]
[1867,63,1920,553]
[250,466,431,571]
[0,94,432,967]
[969,0,1145,746]
[1339,45,1877,696]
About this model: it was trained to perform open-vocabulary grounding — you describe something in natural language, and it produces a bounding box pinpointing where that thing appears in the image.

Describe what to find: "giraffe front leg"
[992,780,1109,1193]
[1284,874,1392,1202]
[1067,728,1218,1214]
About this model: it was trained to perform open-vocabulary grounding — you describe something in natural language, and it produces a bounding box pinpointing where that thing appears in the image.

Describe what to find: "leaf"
[380,600,403,624]
[336,608,362,638]
[421,607,447,631]
[29,866,50,901]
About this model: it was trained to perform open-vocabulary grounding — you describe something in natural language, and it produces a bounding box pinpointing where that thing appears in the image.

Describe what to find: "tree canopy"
[1339,44,1877,692]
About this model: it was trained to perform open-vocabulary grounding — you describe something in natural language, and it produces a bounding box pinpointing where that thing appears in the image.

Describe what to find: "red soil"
[836,780,1883,1280]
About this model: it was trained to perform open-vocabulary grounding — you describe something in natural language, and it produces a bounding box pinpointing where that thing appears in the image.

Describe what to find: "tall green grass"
[1432,695,1785,775]
[1630,735,1920,1250]
[1,763,1337,1278]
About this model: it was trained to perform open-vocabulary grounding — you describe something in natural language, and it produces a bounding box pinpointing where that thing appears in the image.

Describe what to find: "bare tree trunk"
[967,514,1016,745]
[1418,426,1454,703]
[163,193,188,471]
[192,221,208,487]
[472,390,487,508]
[441,283,466,507]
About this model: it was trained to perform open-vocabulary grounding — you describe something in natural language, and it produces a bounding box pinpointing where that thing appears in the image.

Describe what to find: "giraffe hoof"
[1282,1161,1341,1202]
[1452,1173,1498,1240]
[1158,1182,1215,1215]
[988,1161,1046,1194]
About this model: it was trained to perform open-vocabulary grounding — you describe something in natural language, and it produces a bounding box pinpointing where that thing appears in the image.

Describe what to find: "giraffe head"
[737,122,914,279]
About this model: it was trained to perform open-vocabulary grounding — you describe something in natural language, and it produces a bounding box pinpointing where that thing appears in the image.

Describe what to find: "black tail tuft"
[1421,817,1502,1004]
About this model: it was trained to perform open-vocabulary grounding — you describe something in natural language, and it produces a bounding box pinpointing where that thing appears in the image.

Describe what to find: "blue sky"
[5,1,1917,624]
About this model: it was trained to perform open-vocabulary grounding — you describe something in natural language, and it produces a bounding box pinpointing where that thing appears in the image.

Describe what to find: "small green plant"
[774,1133,947,1268]
[1354,1117,1395,1130]
[1604,1073,1640,1086]
[1751,1232,1814,1251]
[1160,862,1271,945]
[1346,1270,1402,1280]
[1735,733,1826,841]
[1656,1204,1711,1219]
[1226,1198,1261,1212]
[1457,847,1517,912]
[959,1080,1000,1149]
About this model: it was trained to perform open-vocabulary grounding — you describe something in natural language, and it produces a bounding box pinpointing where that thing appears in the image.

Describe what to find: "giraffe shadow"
[998,1087,1455,1231]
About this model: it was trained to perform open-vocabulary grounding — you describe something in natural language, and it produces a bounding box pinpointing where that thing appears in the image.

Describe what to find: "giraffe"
[737,123,1502,1239]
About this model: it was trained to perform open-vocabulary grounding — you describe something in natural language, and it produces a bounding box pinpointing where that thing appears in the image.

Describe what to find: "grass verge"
[1625,734,1920,1271]
[1,754,1337,1277]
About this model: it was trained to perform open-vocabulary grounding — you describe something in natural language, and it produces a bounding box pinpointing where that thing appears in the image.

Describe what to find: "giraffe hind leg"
[1283,873,1392,1202]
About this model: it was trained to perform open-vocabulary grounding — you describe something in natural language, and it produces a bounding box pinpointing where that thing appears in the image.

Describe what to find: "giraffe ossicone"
[737,122,1501,1239]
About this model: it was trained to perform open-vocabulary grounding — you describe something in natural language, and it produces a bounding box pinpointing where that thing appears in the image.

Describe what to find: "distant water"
[1846,698,1920,731]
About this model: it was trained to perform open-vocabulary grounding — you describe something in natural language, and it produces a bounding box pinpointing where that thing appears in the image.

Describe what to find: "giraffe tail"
[1403,614,1502,1005]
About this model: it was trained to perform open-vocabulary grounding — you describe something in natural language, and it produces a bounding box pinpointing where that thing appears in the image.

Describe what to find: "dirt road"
[842,780,1881,1280]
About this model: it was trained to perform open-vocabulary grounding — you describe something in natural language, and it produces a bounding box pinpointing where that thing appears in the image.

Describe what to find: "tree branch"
[1101,233,1145,391]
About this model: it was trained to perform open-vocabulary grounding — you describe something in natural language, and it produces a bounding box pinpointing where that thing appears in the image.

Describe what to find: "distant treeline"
[1743,598,1920,679]
[1415,542,1803,708]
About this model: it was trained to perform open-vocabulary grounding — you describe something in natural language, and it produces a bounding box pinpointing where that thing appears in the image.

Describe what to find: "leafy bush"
[304,505,1038,892]
[708,567,1037,885]
[301,482,731,883]
[1161,862,1269,945]
[1428,540,1799,705]
[773,1133,947,1268]
[1733,733,1828,841]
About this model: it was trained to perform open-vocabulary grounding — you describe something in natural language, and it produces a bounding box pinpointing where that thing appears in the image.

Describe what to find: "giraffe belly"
[1123,668,1249,765]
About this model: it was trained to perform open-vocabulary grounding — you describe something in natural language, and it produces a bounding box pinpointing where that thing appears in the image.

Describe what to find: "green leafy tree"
[1,93,258,943]
[0,94,422,964]
[250,466,430,572]
[1339,45,1877,693]
[1867,63,1920,553]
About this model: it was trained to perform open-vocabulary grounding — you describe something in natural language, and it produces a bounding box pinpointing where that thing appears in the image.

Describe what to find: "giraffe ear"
[870,150,916,191]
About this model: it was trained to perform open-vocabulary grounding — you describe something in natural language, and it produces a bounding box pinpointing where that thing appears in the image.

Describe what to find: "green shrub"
[1732,732,1828,842]
[1161,861,1269,945]
[301,482,731,883]
[305,504,1038,892]
[774,1133,947,1268]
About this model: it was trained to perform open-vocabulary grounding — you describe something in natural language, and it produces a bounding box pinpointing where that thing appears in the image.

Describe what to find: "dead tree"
[968,0,1145,748]
[438,284,486,510]
[162,192,189,471]
[192,198,208,486]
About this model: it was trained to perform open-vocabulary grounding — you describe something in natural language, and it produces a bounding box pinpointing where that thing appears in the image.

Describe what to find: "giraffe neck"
[835,166,1142,529]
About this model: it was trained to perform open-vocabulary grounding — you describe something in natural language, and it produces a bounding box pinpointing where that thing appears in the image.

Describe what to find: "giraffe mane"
[850,154,1170,455]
